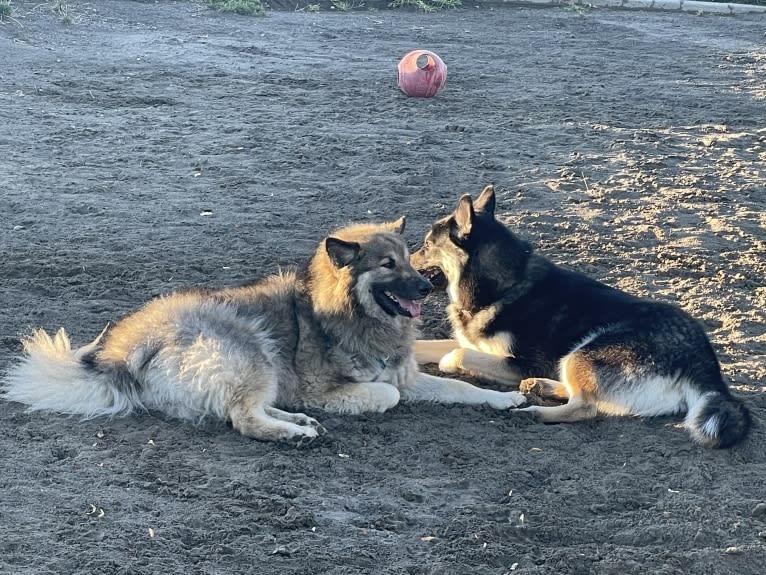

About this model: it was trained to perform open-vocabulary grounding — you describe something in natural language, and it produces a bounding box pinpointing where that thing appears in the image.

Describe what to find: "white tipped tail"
[2,328,136,418]
[685,391,751,448]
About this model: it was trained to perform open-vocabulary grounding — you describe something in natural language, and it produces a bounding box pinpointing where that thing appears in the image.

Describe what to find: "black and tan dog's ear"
[325,237,360,268]
[474,184,496,219]
[452,193,475,238]
[387,215,406,235]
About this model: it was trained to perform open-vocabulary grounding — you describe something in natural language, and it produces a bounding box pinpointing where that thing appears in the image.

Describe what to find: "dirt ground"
[1,1,765,573]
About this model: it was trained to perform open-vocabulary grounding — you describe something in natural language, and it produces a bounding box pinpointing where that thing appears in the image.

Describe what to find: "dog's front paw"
[489,391,527,409]
[438,348,464,373]
[502,391,527,408]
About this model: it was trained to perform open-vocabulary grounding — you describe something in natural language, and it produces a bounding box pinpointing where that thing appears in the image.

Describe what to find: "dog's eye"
[381,259,396,269]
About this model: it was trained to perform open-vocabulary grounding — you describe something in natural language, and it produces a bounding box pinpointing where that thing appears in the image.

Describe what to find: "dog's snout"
[418,278,432,297]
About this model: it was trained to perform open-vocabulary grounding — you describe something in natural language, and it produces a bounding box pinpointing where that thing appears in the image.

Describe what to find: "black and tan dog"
[411,185,751,448]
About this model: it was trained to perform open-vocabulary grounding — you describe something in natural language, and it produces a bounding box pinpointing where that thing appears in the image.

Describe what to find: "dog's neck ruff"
[312,309,403,381]
[452,254,541,316]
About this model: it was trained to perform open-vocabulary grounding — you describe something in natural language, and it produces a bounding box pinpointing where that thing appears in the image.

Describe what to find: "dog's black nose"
[418,279,432,297]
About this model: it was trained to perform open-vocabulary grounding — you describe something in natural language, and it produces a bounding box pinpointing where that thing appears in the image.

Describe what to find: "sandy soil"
[1,1,765,573]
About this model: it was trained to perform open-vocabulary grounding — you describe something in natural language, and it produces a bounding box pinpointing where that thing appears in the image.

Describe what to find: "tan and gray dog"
[3,218,525,443]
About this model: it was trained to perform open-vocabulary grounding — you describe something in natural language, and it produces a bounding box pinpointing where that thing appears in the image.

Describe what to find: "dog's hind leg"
[517,352,598,422]
[225,369,320,443]
[264,407,326,435]
[519,377,571,401]
[166,331,320,443]
[230,401,321,444]
[413,339,460,365]
[519,398,598,422]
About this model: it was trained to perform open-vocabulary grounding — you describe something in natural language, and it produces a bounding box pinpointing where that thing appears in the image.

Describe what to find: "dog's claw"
[289,422,329,447]
[302,417,327,436]
[291,432,318,448]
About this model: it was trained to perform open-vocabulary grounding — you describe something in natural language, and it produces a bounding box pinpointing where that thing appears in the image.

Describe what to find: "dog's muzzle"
[374,277,431,318]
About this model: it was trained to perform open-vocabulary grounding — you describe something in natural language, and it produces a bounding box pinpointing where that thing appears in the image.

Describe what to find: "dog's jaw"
[374,288,422,318]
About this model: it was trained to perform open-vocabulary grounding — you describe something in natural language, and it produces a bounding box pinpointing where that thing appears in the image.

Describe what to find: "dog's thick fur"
[3,218,525,443]
[411,186,751,448]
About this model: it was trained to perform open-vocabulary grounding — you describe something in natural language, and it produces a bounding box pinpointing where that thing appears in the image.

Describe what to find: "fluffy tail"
[2,327,138,418]
[685,391,751,448]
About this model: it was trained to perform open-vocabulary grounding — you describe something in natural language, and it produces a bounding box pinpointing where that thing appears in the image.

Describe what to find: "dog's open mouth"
[375,289,423,318]
[419,267,446,290]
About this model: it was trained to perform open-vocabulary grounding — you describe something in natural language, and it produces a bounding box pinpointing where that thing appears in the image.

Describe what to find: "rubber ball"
[397,50,447,98]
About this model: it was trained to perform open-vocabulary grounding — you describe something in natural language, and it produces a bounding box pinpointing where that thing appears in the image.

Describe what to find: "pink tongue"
[395,296,421,318]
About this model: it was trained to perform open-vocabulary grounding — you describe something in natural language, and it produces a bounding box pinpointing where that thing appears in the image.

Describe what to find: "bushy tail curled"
[685,391,751,448]
[2,328,137,418]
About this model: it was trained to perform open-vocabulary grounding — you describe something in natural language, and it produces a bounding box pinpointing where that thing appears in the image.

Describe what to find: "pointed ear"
[474,184,496,219]
[387,215,406,235]
[452,193,475,238]
[325,237,360,268]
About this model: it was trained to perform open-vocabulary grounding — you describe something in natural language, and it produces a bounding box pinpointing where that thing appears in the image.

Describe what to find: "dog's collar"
[370,357,388,382]
[348,354,388,382]
[319,321,392,383]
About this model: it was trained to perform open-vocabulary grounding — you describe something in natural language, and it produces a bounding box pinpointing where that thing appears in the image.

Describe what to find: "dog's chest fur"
[294,309,416,389]
[448,303,515,356]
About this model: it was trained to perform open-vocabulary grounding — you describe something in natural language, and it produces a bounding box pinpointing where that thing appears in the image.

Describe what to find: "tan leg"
[438,348,522,386]
[399,372,525,409]
[413,339,460,364]
[457,349,523,386]
[520,377,571,401]
[519,398,598,422]
[518,352,599,423]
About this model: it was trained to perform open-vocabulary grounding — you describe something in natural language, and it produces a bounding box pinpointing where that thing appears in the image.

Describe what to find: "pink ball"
[397,50,447,98]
